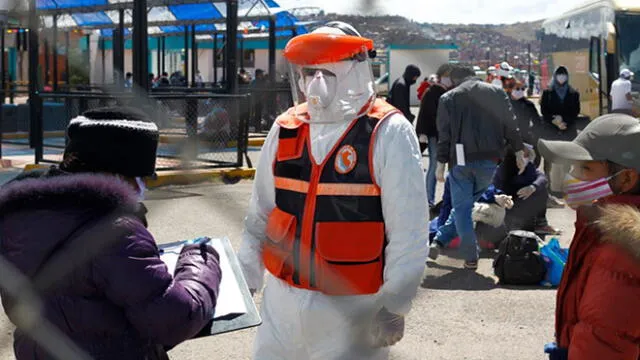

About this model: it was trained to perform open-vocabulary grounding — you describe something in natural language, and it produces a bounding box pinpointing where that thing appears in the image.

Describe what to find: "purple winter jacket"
[0,168,222,360]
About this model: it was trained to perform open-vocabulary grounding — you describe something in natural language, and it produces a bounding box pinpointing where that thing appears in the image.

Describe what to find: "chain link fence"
[25,92,251,170]
[243,86,293,135]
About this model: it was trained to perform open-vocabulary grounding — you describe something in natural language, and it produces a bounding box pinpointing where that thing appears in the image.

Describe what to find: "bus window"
[590,37,600,80]
[617,13,640,85]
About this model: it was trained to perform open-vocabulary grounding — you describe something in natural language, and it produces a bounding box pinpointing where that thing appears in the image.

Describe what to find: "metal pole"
[221,34,226,85]
[44,37,50,87]
[268,15,276,84]
[84,34,90,85]
[1,25,5,103]
[65,31,70,86]
[184,26,189,87]
[132,0,149,91]
[113,9,124,88]
[213,34,218,85]
[226,0,239,94]
[100,37,106,84]
[191,24,196,87]
[28,0,43,163]
[52,15,58,91]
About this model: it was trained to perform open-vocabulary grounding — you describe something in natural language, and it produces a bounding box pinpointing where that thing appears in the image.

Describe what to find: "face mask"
[305,70,337,110]
[563,172,620,209]
[135,177,147,201]
[512,90,525,100]
[440,77,453,88]
[556,75,568,84]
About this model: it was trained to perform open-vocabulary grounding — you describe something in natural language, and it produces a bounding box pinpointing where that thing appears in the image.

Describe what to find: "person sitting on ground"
[158,72,171,87]
[0,107,222,360]
[429,176,514,252]
[492,145,561,236]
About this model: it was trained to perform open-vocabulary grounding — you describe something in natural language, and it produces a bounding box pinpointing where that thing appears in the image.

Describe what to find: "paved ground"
[0,145,576,360]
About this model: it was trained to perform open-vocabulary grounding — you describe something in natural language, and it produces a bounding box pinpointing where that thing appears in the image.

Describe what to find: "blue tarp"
[38,0,107,9]
[72,11,113,26]
[41,1,310,38]
[168,3,223,21]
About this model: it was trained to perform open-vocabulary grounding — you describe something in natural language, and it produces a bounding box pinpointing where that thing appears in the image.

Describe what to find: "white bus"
[541,0,640,119]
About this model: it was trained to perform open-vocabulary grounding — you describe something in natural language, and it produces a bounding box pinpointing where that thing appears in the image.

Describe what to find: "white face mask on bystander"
[511,90,525,100]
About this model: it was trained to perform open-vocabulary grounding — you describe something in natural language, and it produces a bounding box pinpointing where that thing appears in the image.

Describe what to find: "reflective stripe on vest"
[262,99,398,296]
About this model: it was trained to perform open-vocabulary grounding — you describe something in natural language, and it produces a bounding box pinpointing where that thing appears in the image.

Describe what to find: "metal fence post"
[185,97,198,165]
[28,0,43,163]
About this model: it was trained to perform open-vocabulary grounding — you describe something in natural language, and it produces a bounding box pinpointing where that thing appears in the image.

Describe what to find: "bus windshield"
[618,13,640,83]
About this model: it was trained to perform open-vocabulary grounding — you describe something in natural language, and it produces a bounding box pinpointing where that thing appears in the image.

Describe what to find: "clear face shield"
[286,43,376,124]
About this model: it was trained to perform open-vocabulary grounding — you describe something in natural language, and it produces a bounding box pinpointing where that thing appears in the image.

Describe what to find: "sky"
[276,0,589,24]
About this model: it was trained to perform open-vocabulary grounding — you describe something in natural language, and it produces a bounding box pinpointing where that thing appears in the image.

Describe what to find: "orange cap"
[283,33,374,66]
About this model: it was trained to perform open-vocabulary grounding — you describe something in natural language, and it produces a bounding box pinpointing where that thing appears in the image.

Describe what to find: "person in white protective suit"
[237,21,429,360]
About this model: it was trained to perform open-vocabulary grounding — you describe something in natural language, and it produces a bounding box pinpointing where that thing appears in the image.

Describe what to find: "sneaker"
[464,260,478,270]
[535,225,563,236]
[428,241,443,261]
[547,195,565,209]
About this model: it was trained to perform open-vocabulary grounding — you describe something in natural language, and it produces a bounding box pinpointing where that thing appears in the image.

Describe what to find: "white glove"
[371,308,405,348]
[552,115,567,130]
[436,162,446,182]
[517,185,536,200]
[494,194,514,209]
[418,134,428,144]
[515,150,527,175]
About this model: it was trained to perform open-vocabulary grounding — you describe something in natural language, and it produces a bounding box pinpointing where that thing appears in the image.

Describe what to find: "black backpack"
[493,230,546,285]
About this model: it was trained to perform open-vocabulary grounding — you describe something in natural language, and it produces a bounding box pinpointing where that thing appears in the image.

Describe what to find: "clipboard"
[158,237,262,337]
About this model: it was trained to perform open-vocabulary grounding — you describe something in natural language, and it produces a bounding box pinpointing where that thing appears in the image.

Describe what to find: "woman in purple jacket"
[0,107,222,360]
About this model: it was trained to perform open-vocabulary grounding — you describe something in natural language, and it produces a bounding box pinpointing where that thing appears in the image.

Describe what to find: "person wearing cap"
[0,107,222,360]
[539,114,640,360]
[610,68,635,115]
[416,63,453,208]
[486,66,497,85]
[387,64,422,122]
[237,21,428,359]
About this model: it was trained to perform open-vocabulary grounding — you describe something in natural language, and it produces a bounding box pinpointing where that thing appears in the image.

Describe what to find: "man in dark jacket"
[387,64,421,122]
[416,63,453,208]
[429,65,525,269]
[0,107,222,360]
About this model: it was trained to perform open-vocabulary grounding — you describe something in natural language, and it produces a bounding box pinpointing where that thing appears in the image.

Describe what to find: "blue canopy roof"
[38,0,309,37]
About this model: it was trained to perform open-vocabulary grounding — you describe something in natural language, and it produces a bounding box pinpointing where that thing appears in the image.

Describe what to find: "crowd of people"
[0,21,639,360]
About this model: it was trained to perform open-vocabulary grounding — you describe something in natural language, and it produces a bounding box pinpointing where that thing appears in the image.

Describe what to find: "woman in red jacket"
[539,113,640,360]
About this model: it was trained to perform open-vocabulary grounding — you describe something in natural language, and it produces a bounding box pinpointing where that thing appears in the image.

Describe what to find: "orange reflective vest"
[262,99,399,296]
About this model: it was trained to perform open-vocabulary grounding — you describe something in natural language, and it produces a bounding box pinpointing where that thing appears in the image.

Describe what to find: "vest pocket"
[263,207,297,278]
[315,222,385,295]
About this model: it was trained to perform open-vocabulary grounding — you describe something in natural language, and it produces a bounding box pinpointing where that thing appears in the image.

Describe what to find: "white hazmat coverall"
[238,59,429,360]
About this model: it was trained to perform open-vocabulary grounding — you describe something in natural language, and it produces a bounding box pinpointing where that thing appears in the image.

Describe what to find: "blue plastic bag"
[540,238,569,287]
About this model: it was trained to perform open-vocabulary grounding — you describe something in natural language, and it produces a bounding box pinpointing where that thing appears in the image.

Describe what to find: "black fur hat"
[62,107,159,177]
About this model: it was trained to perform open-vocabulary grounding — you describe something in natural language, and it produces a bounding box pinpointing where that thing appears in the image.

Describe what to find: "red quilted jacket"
[555,195,640,360]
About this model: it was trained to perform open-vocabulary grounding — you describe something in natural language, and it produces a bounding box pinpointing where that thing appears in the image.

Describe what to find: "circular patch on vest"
[335,145,358,174]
